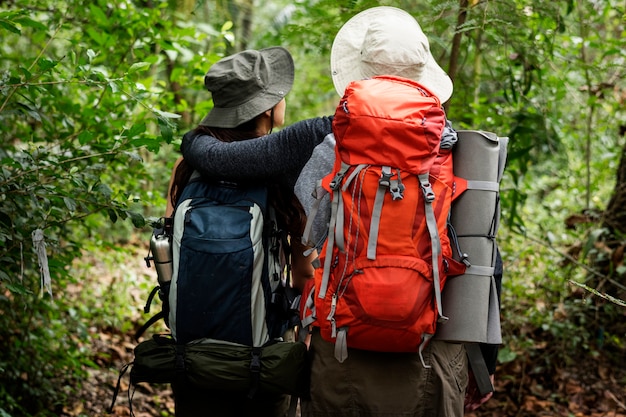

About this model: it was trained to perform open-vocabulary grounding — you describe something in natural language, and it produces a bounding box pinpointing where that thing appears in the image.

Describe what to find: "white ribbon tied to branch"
[32,228,53,298]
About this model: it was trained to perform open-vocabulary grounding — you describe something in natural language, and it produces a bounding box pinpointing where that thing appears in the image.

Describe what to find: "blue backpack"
[110,174,309,415]
[167,175,296,346]
[110,182,308,411]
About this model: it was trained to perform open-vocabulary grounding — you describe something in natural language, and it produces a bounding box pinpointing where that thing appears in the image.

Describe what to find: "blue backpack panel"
[169,178,286,346]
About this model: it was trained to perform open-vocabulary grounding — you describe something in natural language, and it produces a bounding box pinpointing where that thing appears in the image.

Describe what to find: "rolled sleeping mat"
[436,130,508,344]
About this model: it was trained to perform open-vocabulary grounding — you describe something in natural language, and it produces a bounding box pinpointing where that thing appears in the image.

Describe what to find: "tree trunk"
[236,0,254,52]
[593,137,626,304]
[602,139,626,236]
[445,0,468,112]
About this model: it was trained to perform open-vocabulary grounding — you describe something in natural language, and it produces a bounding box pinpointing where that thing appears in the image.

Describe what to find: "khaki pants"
[301,329,468,417]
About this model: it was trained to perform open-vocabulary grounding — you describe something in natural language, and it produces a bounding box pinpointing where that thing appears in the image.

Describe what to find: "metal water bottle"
[147,217,173,286]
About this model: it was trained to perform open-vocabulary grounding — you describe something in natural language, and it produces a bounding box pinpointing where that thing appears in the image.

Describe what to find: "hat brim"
[200,47,295,128]
[330,6,453,103]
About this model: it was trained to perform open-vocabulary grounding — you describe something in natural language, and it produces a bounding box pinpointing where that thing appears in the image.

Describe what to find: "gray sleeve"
[294,134,336,248]
[181,116,333,188]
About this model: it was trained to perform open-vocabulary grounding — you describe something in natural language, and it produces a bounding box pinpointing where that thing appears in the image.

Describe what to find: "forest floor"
[62,245,626,417]
[68,315,626,417]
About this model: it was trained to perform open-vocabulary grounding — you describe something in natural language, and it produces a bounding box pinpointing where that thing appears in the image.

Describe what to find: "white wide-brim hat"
[330,6,453,103]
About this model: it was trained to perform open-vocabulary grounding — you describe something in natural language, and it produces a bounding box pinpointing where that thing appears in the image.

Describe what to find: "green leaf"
[130,137,159,148]
[128,211,145,228]
[37,58,58,72]
[127,122,147,138]
[88,4,109,25]
[154,109,181,119]
[86,28,105,46]
[127,62,151,74]
[157,117,174,144]
[0,10,22,18]
[0,19,20,34]
[123,151,143,162]
[95,183,112,199]
[108,80,120,93]
[18,66,32,80]
[37,58,59,72]
[107,208,118,223]
[14,17,47,31]
[6,282,31,296]
[77,130,94,145]
[170,66,183,82]
[221,21,233,32]
[63,197,77,212]
[497,347,517,364]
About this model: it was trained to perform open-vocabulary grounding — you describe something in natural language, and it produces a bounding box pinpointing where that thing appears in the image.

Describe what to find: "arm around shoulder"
[181,117,333,183]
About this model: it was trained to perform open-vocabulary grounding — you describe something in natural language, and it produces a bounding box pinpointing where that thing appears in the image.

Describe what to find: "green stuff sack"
[129,334,182,384]
[254,340,310,396]
[121,334,309,398]
[186,338,310,396]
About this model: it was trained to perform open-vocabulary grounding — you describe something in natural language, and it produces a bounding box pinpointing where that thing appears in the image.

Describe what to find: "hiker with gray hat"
[166,47,332,417]
[180,6,502,416]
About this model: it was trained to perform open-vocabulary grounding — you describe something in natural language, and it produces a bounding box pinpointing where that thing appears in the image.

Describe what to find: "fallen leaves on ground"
[65,324,626,417]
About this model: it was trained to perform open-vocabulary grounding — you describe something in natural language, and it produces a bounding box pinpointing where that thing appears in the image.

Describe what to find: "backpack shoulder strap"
[301,180,327,247]
[335,163,368,253]
[317,162,351,299]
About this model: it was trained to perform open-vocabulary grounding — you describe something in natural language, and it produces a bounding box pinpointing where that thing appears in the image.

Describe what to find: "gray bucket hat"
[200,47,295,128]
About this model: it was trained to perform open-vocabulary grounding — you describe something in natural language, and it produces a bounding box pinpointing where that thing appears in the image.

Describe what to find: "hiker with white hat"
[298,8,501,416]
[296,8,492,417]
[178,6,500,416]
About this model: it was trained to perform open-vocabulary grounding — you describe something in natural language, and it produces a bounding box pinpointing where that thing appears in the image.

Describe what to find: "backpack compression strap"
[415,172,448,368]
[418,173,447,323]
[453,178,500,279]
[367,166,405,260]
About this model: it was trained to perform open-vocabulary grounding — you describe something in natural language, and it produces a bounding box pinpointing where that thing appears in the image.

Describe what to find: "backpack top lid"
[330,75,446,176]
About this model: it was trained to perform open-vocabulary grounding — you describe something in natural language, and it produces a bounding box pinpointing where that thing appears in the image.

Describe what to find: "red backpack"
[308,75,466,365]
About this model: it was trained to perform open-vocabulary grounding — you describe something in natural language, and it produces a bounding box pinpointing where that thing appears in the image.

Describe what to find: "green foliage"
[0,0,231,413]
[0,0,625,414]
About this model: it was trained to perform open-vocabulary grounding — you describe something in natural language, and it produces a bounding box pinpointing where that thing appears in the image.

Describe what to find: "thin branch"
[3,79,111,88]
[568,280,626,307]
[521,232,607,280]
[0,150,120,188]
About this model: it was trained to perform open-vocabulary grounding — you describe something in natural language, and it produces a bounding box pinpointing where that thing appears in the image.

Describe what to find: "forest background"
[1,0,625,416]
